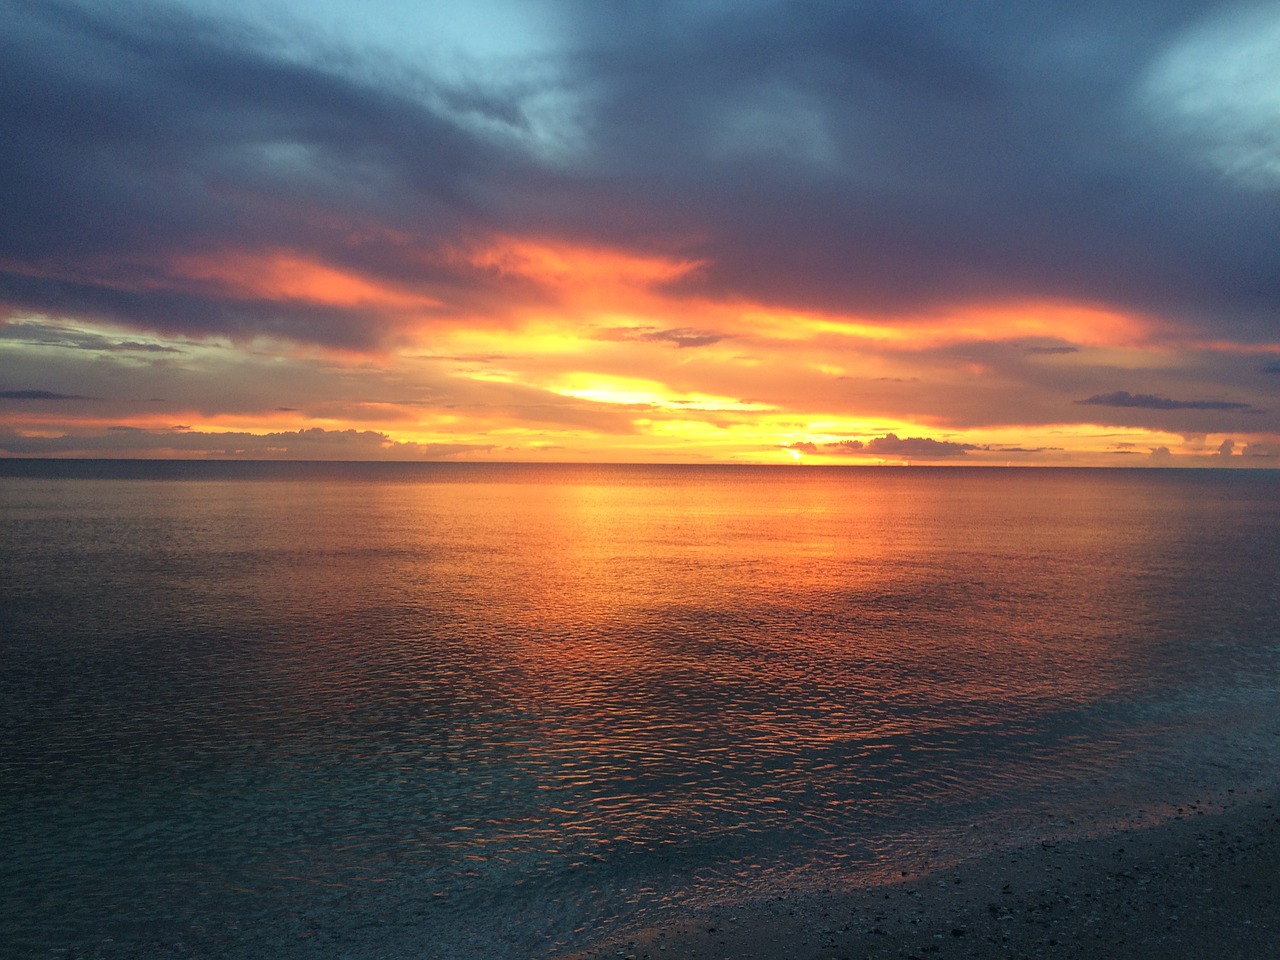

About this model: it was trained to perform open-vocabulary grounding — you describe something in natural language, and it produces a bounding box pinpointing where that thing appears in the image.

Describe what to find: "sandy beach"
[557,789,1279,960]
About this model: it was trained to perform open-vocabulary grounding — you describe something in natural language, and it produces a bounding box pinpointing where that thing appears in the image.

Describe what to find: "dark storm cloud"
[0,0,519,346]
[1077,390,1253,411]
[3,0,1278,349]
[560,0,1280,335]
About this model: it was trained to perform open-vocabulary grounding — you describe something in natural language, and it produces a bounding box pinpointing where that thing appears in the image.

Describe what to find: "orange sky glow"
[3,0,1277,466]
[4,233,1272,466]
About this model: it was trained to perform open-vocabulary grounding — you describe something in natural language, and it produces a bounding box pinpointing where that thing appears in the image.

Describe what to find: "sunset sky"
[2,0,1278,465]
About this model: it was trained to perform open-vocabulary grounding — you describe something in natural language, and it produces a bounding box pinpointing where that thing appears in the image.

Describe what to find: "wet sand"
[556,789,1279,960]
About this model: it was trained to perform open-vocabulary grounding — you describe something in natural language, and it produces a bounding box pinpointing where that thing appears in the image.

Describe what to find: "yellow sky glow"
[2,234,1274,466]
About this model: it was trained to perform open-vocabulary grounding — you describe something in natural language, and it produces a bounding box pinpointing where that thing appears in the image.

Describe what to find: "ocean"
[2,461,1278,958]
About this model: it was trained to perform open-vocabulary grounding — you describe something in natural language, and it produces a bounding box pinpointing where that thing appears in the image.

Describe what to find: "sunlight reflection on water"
[2,464,1279,958]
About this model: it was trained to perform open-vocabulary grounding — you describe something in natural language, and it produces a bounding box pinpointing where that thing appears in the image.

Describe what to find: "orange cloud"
[2,249,442,320]
[427,235,1153,365]
[8,228,1262,468]
[458,236,703,308]
[711,298,1152,349]
[168,250,441,311]
[941,300,1152,346]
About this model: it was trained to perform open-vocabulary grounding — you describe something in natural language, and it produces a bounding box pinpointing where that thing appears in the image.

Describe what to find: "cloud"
[823,440,864,455]
[2,2,1280,466]
[594,326,727,348]
[819,434,976,459]
[988,445,1063,454]
[1140,3,1280,190]
[865,433,977,458]
[566,2,1280,338]
[0,389,98,400]
[0,425,492,460]
[0,0,519,348]
[3,0,1279,354]
[0,320,183,353]
[1076,391,1252,411]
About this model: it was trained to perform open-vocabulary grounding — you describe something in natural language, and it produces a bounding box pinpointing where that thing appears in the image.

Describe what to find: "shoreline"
[555,789,1279,960]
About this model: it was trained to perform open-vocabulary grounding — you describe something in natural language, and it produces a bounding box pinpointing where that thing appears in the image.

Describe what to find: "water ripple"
[2,465,1278,958]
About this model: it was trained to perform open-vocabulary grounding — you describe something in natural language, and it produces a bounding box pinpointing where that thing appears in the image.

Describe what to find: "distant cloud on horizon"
[0,389,99,401]
[1076,391,1254,411]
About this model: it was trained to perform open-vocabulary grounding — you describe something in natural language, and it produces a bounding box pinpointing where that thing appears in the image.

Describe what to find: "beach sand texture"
[558,790,1279,960]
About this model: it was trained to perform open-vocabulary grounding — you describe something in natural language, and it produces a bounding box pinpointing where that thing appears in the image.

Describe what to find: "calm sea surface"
[2,462,1278,958]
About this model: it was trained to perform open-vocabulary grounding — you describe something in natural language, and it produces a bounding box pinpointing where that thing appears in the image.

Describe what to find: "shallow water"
[2,463,1278,958]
